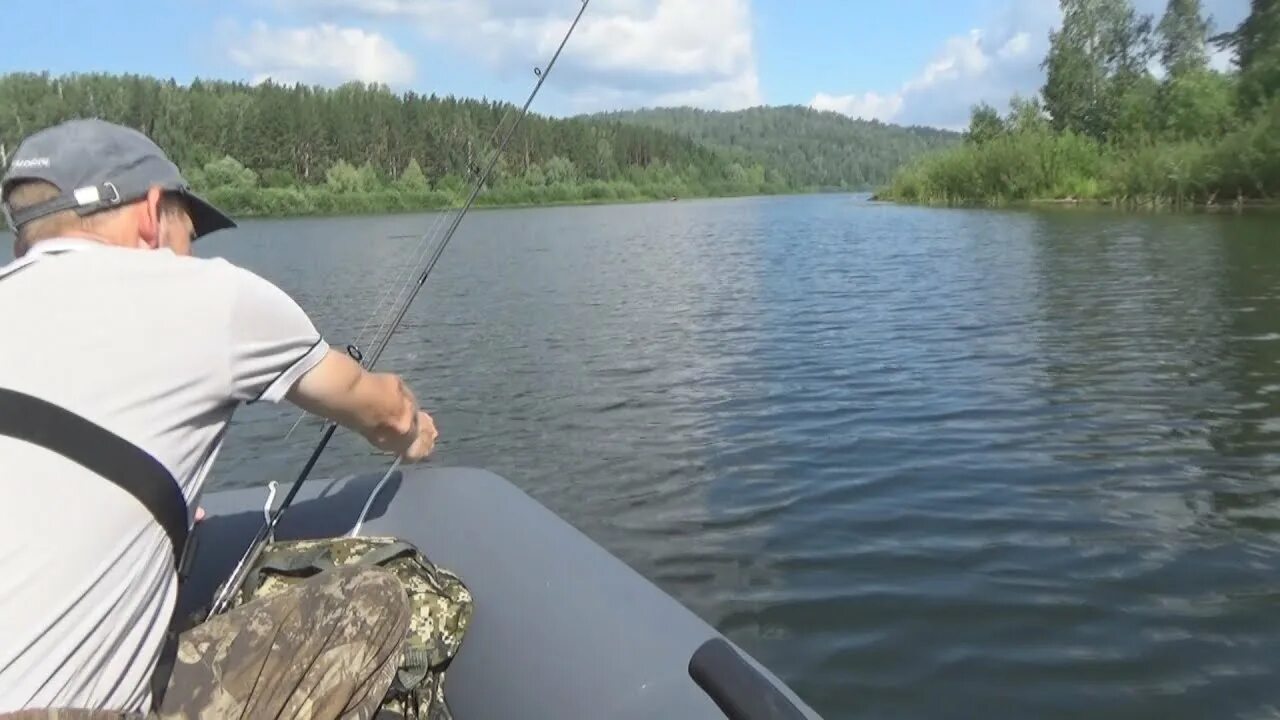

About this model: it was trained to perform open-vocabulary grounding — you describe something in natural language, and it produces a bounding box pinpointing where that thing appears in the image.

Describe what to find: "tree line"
[594,106,959,190]
[884,0,1280,207]
[0,74,792,216]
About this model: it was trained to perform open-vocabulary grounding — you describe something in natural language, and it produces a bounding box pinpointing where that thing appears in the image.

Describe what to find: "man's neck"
[22,231,125,257]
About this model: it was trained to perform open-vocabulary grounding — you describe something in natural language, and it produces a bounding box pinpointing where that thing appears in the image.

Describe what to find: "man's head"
[1,119,234,257]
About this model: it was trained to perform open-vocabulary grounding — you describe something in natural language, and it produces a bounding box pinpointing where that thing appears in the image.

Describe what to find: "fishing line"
[282,97,534,441]
[283,208,457,440]
[208,0,592,618]
[353,59,545,354]
[346,457,402,538]
[354,95,536,361]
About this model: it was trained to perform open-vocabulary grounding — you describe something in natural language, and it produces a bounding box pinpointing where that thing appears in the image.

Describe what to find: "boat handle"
[689,638,809,720]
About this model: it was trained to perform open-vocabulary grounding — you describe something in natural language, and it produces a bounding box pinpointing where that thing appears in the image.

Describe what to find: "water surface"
[13,195,1280,718]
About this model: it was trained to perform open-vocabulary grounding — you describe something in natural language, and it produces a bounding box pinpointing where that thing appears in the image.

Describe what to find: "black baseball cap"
[1,118,235,239]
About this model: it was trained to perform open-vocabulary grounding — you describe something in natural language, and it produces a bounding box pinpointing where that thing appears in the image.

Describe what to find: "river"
[10,194,1280,718]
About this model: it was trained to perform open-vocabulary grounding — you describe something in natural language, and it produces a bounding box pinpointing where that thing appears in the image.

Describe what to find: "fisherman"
[0,119,438,718]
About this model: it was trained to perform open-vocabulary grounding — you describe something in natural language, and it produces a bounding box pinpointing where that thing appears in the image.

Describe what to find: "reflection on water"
[8,197,1280,719]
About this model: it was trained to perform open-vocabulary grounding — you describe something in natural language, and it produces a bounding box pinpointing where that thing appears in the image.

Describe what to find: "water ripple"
[200,198,1280,719]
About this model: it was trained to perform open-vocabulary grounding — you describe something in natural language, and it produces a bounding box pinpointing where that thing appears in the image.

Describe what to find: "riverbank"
[879,99,1280,209]
[880,0,1279,212]
[202,182,810,218]
[870,192,1279,213]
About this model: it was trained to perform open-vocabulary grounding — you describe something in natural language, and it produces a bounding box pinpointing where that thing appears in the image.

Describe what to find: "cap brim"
[181,190,236,240]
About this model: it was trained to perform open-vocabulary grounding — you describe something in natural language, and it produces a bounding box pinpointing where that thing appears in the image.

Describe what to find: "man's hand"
[287,349,438,459]
[401,410,438,462]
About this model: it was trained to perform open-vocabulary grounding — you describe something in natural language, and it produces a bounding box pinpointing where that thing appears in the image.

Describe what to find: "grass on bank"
[194,156,798,217]
[882,0,1280,212]
[204,179,795,217]
[880,97,1280,208]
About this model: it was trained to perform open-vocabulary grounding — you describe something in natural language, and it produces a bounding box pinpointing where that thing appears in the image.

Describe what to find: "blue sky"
[2,0,1250,129]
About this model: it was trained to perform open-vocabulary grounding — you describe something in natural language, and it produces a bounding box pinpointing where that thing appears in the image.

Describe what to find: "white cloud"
[998,32,1032,61]
[227,21,415,86]
[810,91,903,123]
[810,0,1250,130]
[275,0,762,111]
[653,68,762,110]
[809,2,1054,130]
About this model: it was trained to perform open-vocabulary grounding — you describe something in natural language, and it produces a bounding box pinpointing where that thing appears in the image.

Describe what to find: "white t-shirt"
[0,238,330,713]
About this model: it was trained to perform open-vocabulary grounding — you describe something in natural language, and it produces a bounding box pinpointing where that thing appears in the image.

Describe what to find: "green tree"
[0,70,963,215]
[884,0,1280,205]
[1160,70,1235,139]
[724,162,749,186]
[966,103,1005,144]
[200,155,258,188]
[1158,0,1212,77]
[325,160,369,193]
[396,158,429,192]
[1043,37,1101,135]
[594,105,959,189]
[436,173,467,197]
[1215,0,1280,109]
[259,168,296,188]
[522,163,547,187]
[543,156,577,184]
[1043,0,1156,139]
[1111,74,1162,143]
[1007,94,1052,135]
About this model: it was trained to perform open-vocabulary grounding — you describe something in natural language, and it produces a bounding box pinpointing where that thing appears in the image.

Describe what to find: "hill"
[0,72,795,216]
[591,106,960,190]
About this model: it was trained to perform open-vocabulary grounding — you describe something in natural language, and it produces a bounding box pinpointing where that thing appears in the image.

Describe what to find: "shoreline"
[870,194,1280,213]
[210,187,866,220]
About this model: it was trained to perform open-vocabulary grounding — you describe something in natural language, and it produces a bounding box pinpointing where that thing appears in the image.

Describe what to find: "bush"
[200,156,258,189]
[326,160,379,194]
[882,128,1104,204]
[259,168,297,189]
[396,159,430,193]
[582,180,617,201]
[883,90,1280,207]
[1160,71,1236,141]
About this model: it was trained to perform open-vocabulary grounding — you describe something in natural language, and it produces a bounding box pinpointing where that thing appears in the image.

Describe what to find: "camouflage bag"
[229,536,473,719]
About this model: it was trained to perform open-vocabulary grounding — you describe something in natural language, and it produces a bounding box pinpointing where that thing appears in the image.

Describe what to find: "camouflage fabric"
[1,565,411,720]
[0,711,141,719]
[0,711,138,719]
[228,537,473,720]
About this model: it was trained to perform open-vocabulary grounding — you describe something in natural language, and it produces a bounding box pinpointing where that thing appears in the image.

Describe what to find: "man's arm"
[222,262,437,461]
[286,349,438,461]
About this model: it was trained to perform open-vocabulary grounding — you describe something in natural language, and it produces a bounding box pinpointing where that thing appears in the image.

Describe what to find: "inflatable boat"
[183,467,825,720]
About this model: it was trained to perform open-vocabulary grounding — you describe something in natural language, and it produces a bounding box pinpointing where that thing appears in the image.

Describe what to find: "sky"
[1,0,1252,130]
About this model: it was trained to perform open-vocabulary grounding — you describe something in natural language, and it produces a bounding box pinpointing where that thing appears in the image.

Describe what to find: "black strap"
[0,387,191,709]
[5,181,132,229]
[0,387,189,567]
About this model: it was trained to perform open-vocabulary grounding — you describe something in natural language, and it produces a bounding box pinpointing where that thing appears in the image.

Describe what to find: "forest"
[883,0,1280,207]
[0,74,793,216]
[0,72,952,218]
[592,106,958,190]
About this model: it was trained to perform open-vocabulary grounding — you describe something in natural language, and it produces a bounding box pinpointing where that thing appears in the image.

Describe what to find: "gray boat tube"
[184,467,823,720]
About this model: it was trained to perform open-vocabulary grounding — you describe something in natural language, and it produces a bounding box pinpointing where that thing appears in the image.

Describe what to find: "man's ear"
[137,186,165,249]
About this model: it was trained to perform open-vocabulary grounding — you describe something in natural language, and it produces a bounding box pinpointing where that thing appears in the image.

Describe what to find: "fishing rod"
[207,0,592,618]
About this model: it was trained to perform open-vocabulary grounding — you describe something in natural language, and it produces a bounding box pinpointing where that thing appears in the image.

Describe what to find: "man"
[0,119,438,718]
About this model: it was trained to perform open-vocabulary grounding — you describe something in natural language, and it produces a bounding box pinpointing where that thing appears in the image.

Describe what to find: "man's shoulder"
[153,256,303,321]
[19,238,241,275]
[3,240,225,287]
[111,247,268,288]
